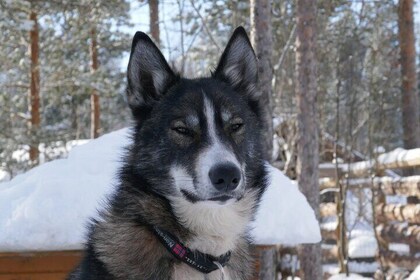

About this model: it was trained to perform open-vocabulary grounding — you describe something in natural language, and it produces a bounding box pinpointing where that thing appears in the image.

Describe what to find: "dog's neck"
[169,190,257,256]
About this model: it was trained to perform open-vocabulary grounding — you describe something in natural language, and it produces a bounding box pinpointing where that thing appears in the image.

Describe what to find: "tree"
[250,0,274,162]
[398,0,420,151]
[295,0,322,279]
[90,27,100,139]
[28,3,40,163]
[0,0,131,175]
[149,0,160,46]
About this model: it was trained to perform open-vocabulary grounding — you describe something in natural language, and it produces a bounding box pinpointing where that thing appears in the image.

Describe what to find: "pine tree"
[295,0,322,278]
[398,0,420,150]
[250,0,274,162]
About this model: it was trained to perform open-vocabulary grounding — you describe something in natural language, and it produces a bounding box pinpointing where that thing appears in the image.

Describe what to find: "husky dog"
[68,26,269,280]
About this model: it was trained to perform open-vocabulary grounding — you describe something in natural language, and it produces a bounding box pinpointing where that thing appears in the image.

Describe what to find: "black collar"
[151,226,231,274]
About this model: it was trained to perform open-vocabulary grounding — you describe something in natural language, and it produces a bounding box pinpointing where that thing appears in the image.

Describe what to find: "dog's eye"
[172,126,192,136]
[230,123,244,133]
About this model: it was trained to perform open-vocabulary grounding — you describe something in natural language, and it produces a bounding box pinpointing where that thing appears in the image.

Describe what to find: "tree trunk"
[295,0,322,279]
[250,0,274,162]
[90,27,100,139]
[29,9,40,164]
[149,0,160,46]
[398,0,420,150]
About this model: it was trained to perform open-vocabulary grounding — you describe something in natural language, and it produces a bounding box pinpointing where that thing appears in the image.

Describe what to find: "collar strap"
[151,226,231,274]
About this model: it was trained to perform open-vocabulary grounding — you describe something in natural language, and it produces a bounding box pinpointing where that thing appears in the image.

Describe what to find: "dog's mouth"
[181,190,200,203]
[181,190,238,204]
[208,195,233,202]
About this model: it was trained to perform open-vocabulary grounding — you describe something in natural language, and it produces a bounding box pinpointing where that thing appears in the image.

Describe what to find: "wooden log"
[321,244,338,263]
[319,163,342,179]
[378,249,420,271]
[321,228,337,241]
[319,176,420,197]
[376,223,420,249]
[375,203,420,223]
[345,148,420,177]
[319,177,337,190]
[320,203,337,217]
[379,176,420,197]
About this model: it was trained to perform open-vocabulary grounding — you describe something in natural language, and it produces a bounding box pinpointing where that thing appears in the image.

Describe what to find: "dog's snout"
[209,163,241,192]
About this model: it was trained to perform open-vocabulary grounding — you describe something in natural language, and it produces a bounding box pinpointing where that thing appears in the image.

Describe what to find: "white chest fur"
[173,263,231,280]
[169,192,256,256]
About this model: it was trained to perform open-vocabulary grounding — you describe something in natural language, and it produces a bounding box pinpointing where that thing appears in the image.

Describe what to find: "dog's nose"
[209,163,241,192]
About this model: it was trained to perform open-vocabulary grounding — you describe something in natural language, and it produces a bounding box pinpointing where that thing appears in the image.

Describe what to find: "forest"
[0,0,419,279]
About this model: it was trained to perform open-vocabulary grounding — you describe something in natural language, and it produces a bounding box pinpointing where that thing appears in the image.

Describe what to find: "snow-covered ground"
[328,273,372,280]
[0,128,320,252]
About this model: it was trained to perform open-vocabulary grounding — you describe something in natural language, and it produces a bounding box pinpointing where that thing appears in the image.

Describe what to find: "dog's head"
[125,27,266,206]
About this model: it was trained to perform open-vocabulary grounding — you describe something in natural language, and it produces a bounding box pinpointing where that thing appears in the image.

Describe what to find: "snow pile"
[250,164,321,245]
[0,129,130,251]
[0,128,320,251]
[409,265,420,280]
[348,233,377,258]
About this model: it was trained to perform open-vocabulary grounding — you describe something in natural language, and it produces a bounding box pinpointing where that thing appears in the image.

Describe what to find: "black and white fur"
[68,26,269,280]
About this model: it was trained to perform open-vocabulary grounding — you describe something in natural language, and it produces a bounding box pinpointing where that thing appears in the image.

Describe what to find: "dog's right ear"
[127,32,178,116]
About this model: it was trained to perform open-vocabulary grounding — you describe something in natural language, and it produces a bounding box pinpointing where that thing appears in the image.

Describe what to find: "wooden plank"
[0,250,81,274]
[0,272,67,280]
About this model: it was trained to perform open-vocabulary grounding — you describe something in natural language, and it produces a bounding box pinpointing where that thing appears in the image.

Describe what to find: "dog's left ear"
[213,27,259,99]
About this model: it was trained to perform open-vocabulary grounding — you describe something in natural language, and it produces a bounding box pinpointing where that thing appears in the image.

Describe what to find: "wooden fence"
[318,148,420,278]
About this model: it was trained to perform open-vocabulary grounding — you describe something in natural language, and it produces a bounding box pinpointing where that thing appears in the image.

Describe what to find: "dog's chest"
[173,263,231,280]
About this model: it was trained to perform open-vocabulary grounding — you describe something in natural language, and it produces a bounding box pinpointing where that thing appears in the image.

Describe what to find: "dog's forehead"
[167,79,238,120]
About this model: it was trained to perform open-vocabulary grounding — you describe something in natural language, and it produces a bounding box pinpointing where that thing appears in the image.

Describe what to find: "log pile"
[346,148,420,177]
[376,224,420,249]
[320,203,337,217]
[375,203,420,223]
[378,250,420,271]
[320,176,420,196]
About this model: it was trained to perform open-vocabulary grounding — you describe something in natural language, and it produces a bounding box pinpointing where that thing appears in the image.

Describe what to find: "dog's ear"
[213,27,259,99]
[127,32,178,115]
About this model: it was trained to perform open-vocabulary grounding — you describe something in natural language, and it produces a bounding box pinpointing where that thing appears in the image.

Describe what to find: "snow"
[348,261,378,273]
[389,243,410,254]
[409,265,420,280]
[0,169,10,183]
[0,129,130,251]
[10,140,89,164]
[348,233,377,258]
[328,274,372,280]
[0,128,320,251]
[250,164,321,245]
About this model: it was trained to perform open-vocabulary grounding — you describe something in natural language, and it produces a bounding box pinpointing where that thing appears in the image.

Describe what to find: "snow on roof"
[0,128,320,251]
